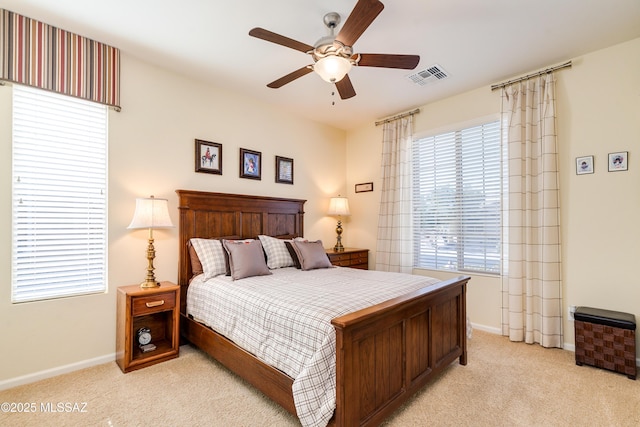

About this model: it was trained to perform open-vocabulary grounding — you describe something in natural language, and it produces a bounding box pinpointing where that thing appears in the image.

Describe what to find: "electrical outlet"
[569,305,576,321]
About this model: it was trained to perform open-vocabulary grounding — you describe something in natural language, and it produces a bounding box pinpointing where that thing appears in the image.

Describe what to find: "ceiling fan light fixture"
[249,3,418,98]
[314,55,352,83]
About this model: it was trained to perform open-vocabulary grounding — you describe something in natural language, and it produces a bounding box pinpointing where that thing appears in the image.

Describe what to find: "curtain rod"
[491,61,572,91]
[375,108,420,126]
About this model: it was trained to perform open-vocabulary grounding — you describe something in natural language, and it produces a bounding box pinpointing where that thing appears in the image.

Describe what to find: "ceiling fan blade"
[335,74,356,99]
[267,66,313,88]
[356,53,420,69]
[249,27,314,53]
[335,0,385,47]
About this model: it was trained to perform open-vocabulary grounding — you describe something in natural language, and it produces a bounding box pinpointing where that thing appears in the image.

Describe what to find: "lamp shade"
[314,55,352,83]
[327,197,351,217]
[127,196,174,229]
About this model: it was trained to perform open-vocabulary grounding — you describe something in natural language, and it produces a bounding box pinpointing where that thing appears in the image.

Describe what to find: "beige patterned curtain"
[500,73,563,348]
[375,116,414,273]
[0,9,120,108]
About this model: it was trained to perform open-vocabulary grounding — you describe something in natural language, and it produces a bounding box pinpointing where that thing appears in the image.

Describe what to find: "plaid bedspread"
[187,267,440,427]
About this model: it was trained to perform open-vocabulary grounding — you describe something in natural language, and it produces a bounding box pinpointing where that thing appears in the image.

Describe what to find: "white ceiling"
[2,0,640,130]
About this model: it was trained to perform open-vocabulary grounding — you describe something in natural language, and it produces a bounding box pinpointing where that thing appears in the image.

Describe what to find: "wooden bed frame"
[177,189,469,426]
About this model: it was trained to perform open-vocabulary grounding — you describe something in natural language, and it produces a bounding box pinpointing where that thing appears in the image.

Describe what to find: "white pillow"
[258,235,295,269]
[189,238,227,279]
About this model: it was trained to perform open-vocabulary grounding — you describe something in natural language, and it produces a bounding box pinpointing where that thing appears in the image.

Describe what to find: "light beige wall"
[346,37,640,347]
[0,53,346,384]
[559,38,640,345]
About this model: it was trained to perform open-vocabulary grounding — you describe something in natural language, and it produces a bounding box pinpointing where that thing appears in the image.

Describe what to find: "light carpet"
[1,330,638,426]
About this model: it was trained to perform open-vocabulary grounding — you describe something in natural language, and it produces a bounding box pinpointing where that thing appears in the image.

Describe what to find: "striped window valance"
[0,9,120,109]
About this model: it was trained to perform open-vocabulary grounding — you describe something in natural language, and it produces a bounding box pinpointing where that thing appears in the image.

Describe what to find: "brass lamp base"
[140,279,160,288]
[140,234,161,288]
[333,219,345,252]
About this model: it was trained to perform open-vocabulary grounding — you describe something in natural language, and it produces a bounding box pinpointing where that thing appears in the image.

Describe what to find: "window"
[12,85,108,303]
[412,120,501,274]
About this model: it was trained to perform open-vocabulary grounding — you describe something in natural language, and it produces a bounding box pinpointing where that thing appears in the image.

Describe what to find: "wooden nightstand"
[325,248,369,270]
[116,281,180,373]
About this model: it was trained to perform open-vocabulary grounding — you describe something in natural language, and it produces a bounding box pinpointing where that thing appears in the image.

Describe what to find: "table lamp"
[128,195,174,288]
[327,196,350,252]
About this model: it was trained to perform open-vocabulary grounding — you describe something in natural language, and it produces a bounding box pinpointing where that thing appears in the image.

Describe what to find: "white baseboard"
[0,353,115,392]
[469,322,501,335]
[471,321,577,350]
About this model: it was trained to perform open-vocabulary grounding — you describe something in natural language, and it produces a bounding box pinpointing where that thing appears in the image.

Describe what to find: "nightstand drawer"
[351,253,368,262]
[325,248,369,270]
[132,292,176,316]
[331,253,353,262]
[333,259,353,267]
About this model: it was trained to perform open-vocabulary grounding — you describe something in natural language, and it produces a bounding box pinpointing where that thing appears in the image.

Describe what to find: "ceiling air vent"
[407,64,449,86]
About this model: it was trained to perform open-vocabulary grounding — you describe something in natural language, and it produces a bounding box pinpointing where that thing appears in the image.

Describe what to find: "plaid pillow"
[189,238,227,279]
[258,235,295,269]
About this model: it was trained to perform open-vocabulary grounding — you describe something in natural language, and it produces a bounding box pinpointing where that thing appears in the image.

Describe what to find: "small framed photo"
[275,156,294,184]
[355,182,374,193]
[239,148,261,180]
[575,156,594,175]
[608,151,628,172]
[195,139,222,174]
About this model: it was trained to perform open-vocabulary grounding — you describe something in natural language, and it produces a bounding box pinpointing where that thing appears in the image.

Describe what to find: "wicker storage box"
[574,306,636,380]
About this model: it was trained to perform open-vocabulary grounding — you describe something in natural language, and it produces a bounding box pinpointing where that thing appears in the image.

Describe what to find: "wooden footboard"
[331,275,469,427]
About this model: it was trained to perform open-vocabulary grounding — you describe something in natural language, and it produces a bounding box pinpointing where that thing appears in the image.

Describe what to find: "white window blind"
[12,85,108,303]
[413,120,501,274]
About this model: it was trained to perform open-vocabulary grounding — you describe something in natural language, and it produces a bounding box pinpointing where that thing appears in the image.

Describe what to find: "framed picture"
[275,156,294,184]
[355,182,374,193]
[239,148,261,180]
[575,155,594,175]
[608,151,628,171]
[195,139,222,174]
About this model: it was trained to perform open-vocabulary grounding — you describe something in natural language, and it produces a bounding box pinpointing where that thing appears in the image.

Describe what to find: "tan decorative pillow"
[222,239,272,280]
[291,240,332,271]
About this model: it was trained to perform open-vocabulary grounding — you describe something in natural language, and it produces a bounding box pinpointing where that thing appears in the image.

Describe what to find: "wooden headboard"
[176,190,306,306]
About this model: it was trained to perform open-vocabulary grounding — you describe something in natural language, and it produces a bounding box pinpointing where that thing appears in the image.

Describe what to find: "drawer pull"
[145,300,165,308]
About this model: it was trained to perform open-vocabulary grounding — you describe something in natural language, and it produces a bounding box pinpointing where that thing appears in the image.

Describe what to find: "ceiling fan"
[248,0,420,100]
